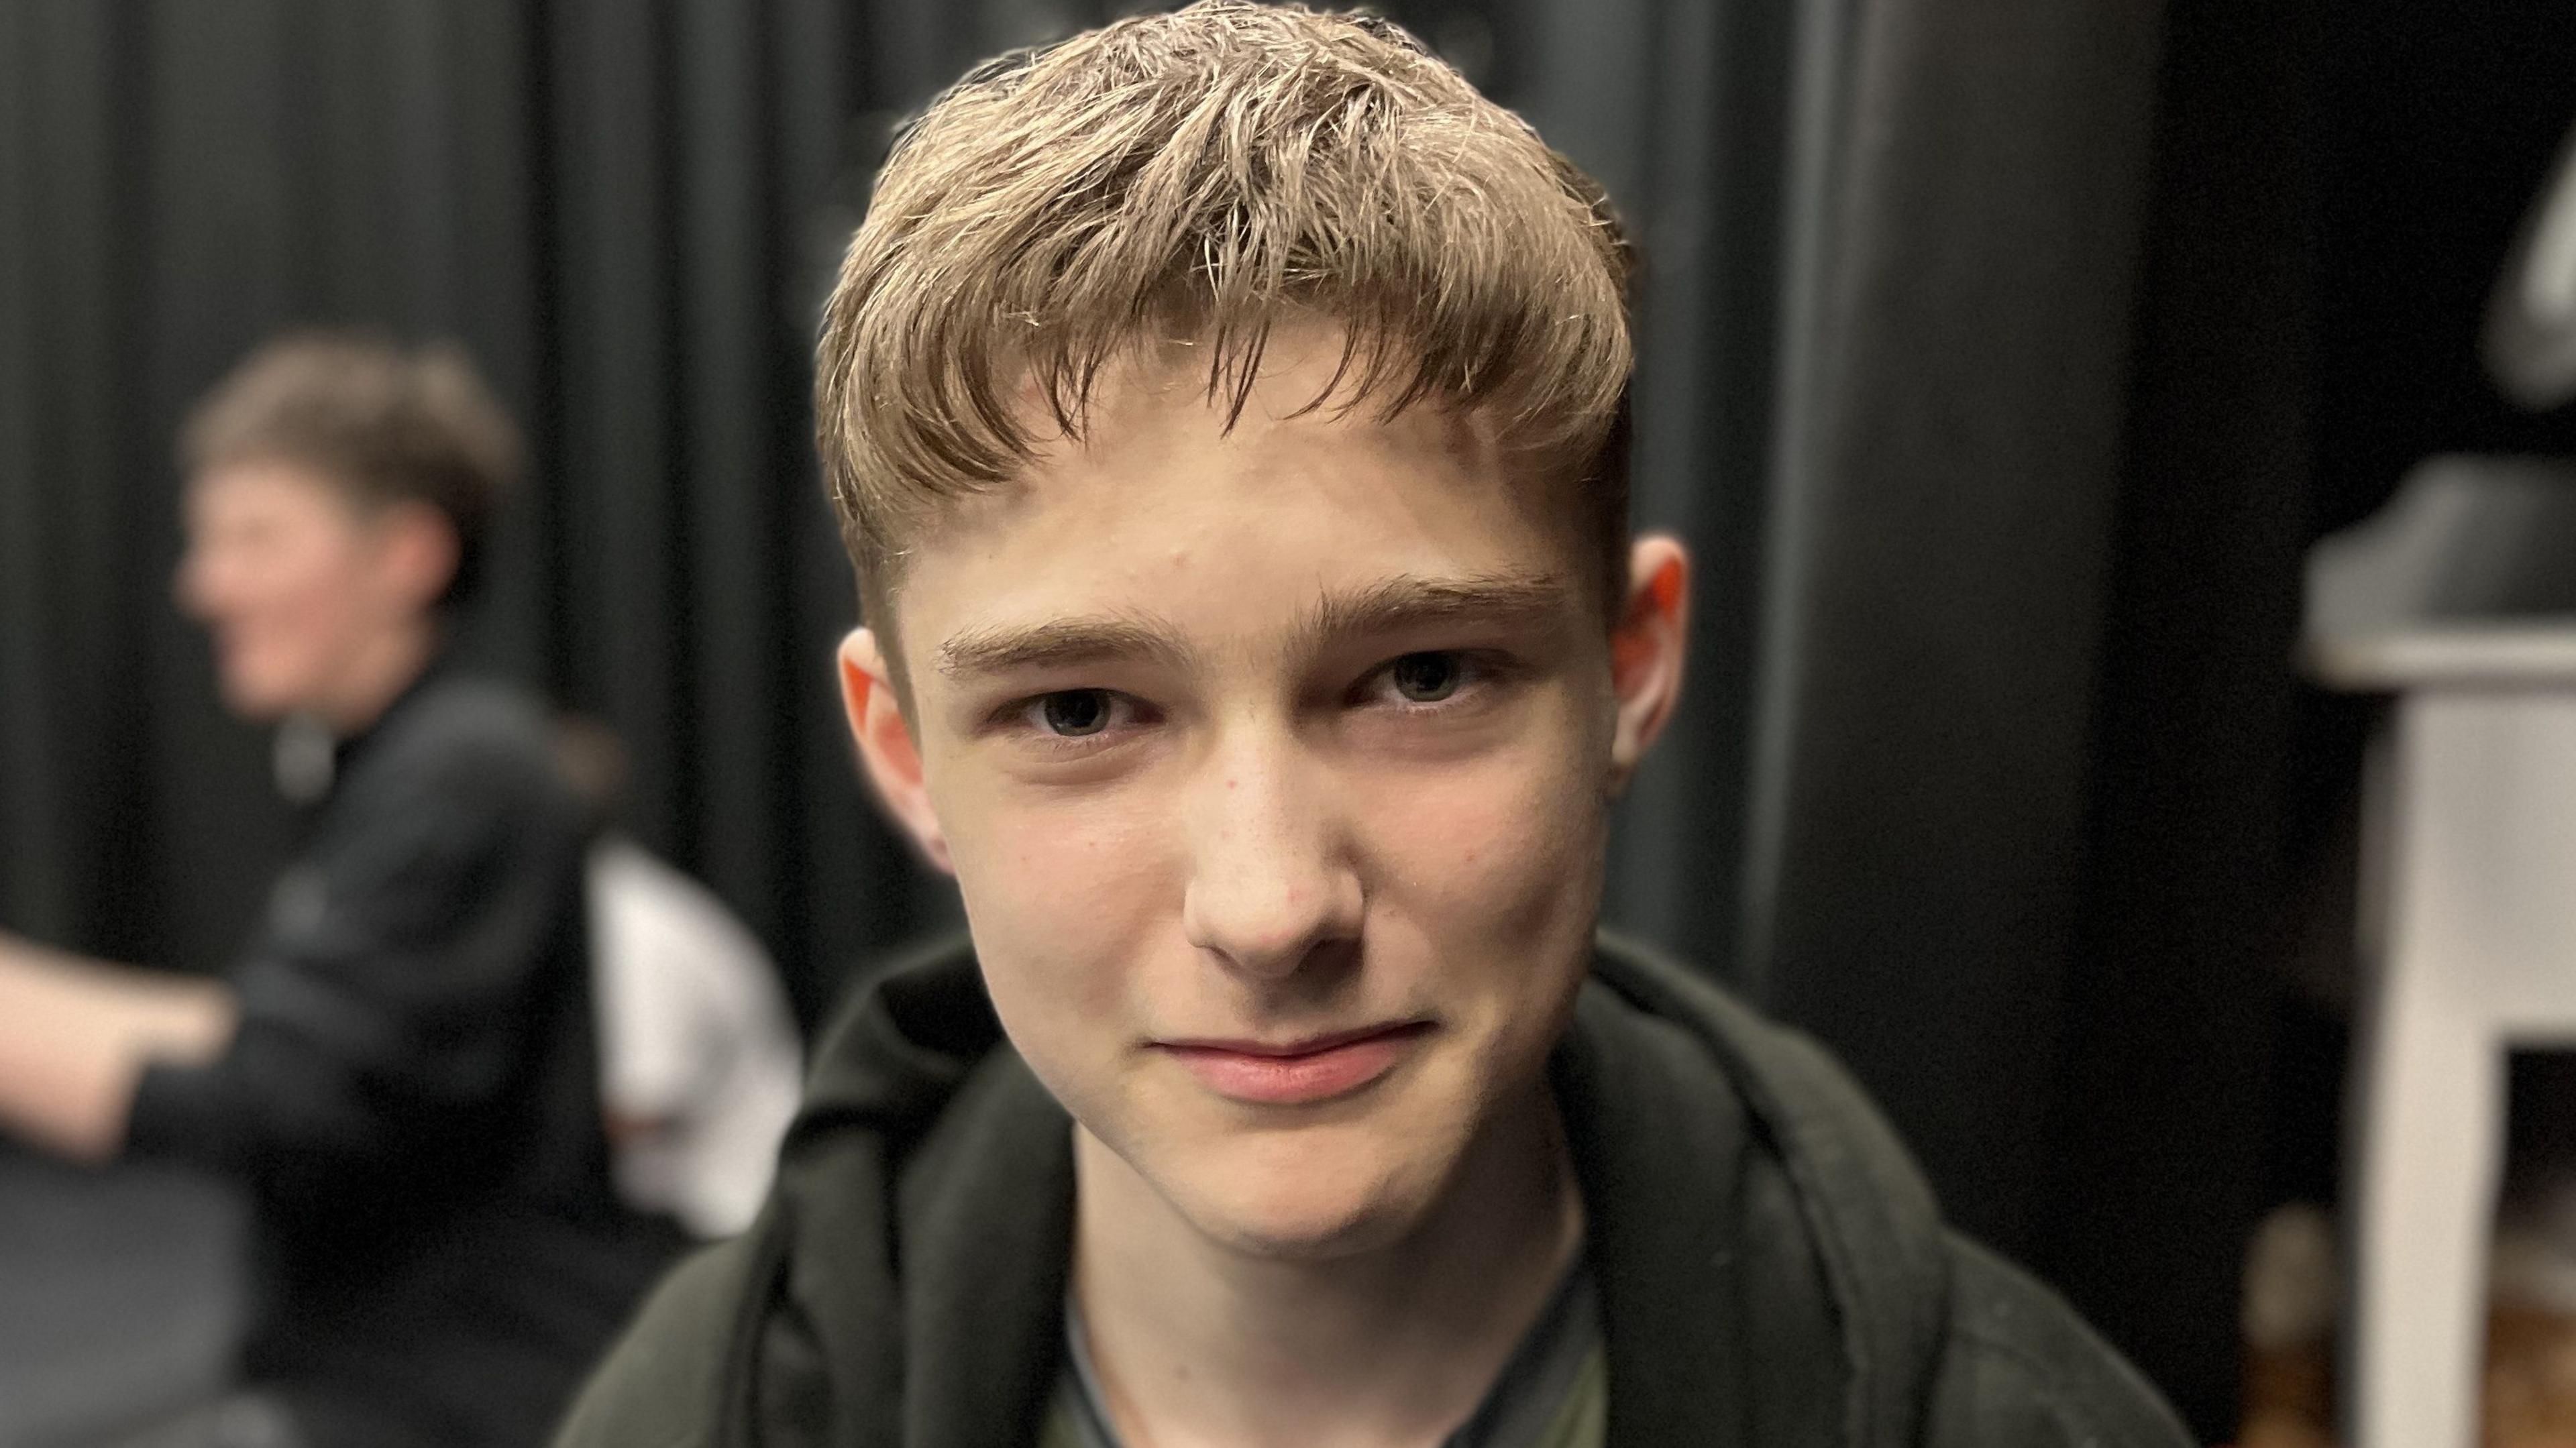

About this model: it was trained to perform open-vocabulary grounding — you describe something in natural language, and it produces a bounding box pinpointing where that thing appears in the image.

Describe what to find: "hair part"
[815,1,1635,641]
[180,331,522,612]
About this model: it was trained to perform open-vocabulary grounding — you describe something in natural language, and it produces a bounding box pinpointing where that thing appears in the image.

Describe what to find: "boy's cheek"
[949,784,1178,1008]
[954,776,1173,903]
[1354,741,1603,915]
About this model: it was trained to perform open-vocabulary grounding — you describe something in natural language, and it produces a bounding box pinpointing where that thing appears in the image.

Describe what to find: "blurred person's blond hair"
[180,332,522,609]
[814,0,1635,667]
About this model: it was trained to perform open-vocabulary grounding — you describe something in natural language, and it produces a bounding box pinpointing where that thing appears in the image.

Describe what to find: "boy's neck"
[1070,1082,1584,1448]
[304,617,442,737]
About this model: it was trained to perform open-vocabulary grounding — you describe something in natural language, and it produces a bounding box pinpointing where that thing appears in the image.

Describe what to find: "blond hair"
[816,1,1634,627]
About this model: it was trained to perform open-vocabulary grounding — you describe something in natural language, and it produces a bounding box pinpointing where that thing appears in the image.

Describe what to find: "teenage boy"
[0,336,663,1448]
[559,6,2192,1446]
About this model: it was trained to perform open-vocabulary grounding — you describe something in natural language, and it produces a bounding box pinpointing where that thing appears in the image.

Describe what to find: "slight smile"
[1156,1023,1434,1106]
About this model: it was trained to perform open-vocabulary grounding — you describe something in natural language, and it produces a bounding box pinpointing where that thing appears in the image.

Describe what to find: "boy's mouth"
[1155,1021,1433,1106]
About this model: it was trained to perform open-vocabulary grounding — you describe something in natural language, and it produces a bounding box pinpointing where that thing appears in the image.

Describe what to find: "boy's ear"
[376,500,462,613]
[1607,535,1690,793]
[838,628,953,874]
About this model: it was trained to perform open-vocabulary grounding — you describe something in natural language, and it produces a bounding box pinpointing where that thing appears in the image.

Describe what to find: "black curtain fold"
[1748,0,2171,1275]
[2035,0,2320,1421]
[1493,0,1796,977]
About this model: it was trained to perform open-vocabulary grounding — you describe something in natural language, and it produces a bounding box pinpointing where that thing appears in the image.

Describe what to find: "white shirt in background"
[586,836,802,1239]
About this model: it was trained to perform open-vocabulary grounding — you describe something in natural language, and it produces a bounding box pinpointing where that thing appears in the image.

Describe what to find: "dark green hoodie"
[555,934,2190,1448]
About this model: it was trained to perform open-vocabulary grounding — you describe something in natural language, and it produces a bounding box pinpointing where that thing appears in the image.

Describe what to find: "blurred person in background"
[0,335,669,1448]
[558,716,802,1241]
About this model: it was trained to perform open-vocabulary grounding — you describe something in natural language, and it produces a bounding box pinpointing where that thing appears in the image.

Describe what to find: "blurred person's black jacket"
[554,935,2189,1448]
[125,659,672,1448]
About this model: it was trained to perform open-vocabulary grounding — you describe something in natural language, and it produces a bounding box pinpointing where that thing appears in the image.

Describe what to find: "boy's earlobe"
[1607,537,1690,792]
[837,629,953,874]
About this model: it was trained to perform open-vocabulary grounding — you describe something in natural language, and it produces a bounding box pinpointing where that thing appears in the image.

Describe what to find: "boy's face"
[843,327,1686,1258]
[176,460,453,725]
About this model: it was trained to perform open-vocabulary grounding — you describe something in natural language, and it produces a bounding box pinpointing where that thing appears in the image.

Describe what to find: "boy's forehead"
[886,347,1592,678]
[187,457,360,522]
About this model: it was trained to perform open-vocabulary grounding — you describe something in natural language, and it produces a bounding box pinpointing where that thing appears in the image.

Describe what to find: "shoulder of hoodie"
[552,1229,767,1448]
[1590,933,2189,1448]
[549,935,986,1448]
[1924,1239,2193,1447]
[341,672,569,807]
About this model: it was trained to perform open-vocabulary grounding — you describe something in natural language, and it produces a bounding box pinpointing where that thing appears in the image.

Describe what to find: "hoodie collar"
[758,934,1952,1448]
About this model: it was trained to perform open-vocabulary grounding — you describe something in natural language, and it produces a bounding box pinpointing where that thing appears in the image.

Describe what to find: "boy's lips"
[1155,1021,1433,1105]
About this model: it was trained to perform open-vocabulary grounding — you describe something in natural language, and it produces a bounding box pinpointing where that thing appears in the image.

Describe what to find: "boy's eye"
[1036,689,1115,736]
[1388,652,1463,703]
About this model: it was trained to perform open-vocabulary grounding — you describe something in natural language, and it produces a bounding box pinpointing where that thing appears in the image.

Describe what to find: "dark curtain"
[15,0,2575,1440]
[1736,0,2171,1263]
[2033,0,2319,1423]
[1700,0,2576,1435]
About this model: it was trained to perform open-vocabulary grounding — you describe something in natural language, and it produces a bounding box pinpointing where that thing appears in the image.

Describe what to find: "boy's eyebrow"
[936,616,1193,680]
[934,571,1576,682]
[1300,571,1577,645]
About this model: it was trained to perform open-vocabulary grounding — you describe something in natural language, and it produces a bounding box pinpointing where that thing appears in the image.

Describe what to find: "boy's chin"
[217,671,294,722]
[1154,1139,1447,1262]
[1180,1188,1418,1262]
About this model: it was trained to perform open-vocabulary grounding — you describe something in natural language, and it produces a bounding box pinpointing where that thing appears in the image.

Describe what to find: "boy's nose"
[1179,734,1363,983]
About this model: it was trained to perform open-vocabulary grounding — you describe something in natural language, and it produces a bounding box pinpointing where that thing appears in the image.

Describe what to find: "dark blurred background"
[5,0,2576,1439]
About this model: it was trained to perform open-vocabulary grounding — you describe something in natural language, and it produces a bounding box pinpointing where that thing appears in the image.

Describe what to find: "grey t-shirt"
[1044,1256,1606,1448]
